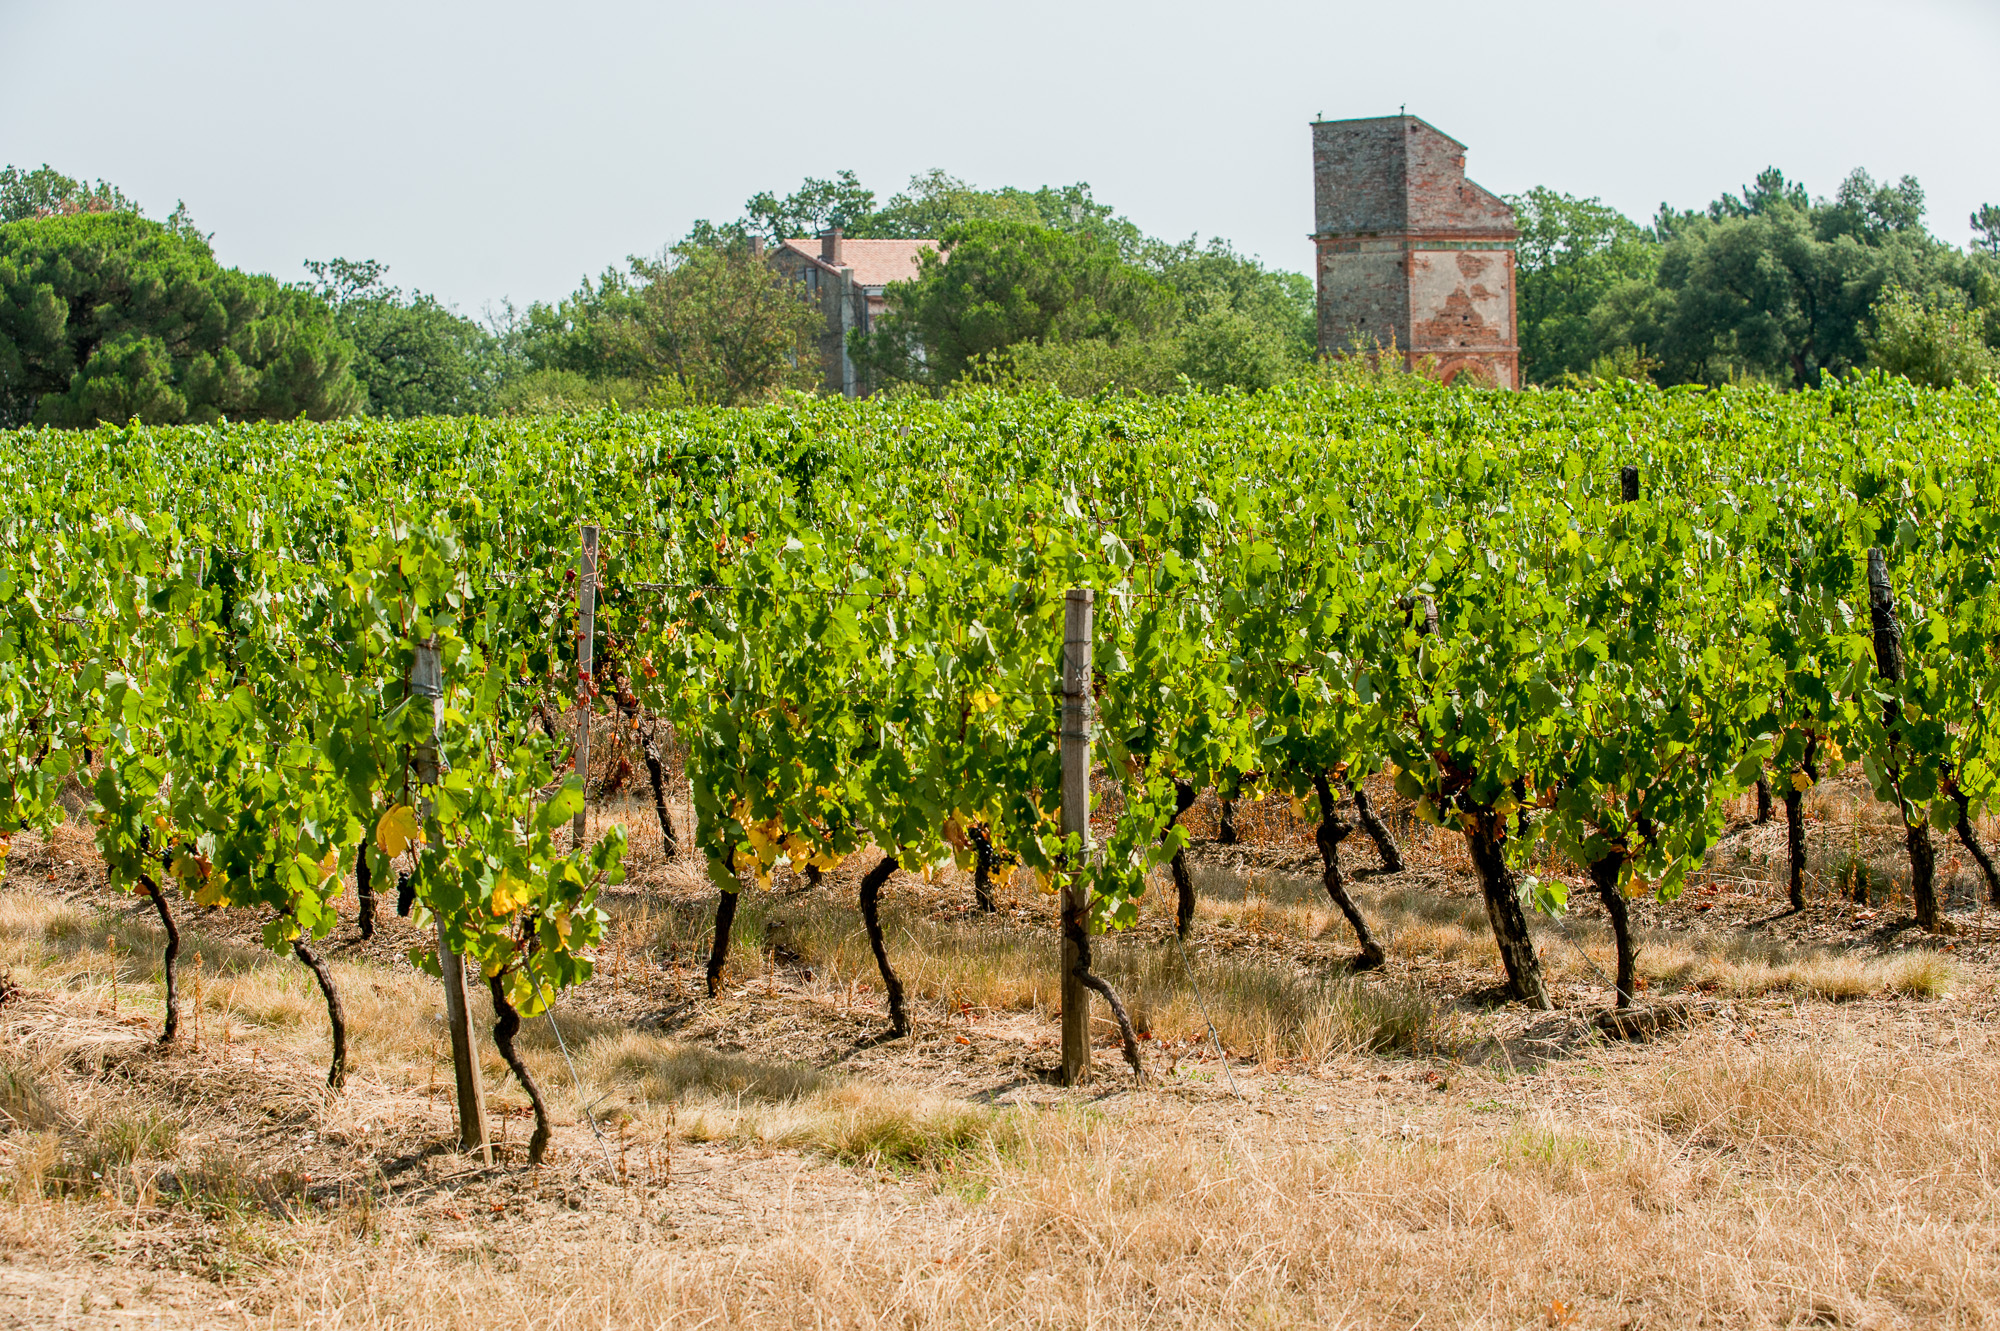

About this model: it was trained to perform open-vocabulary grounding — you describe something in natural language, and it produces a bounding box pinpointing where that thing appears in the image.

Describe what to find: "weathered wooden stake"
[573,525,599,849]
[1060,589,1093,1086]
[414,638,491,1161]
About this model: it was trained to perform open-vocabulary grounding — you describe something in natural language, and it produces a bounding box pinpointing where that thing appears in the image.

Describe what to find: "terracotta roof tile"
[779,238,936,288]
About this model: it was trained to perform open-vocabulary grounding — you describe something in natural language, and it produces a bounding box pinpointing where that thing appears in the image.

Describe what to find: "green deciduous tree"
[304,258,497,418]
[0,211,360,427]
[617,245,825,404]
[1144,237,1315,390]
[0,163,139,222]
[1974,204,2000,258]
[972,335,1181,396]
[743,170,877,242]
[1866,285,1998,386]
[725,167,1144,252]
[1511,168,2000,391]
[1597,169,1964,388]
[508,243,823,407]
[866,169,1047,238]
[852,221,1176,388]
[868,229,1312,396]
[502,269,649,384]
[869,172,1143,253]
[1507,187,1659,384]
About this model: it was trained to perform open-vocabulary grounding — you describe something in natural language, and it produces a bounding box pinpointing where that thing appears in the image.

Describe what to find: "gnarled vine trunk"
[1868,547,1939,931]
[1312,772,1384,969]
[1169,779,1199,939]
[1347,780,1403,873]
[354,842,375,940]
[1060,893,1143,1081]
[488,974,551,1164]
[1784,738,1819,913]
[706,883,739,997]
[642,730,679,856]
[293,937,348,1088]
[970,823,999,914]
[1951,787,2000,906]
[1462,805,1551,1009]
[858,855,908,1037]
[1906,824,1938,925]
[1586,855,1636,1008]
[1216,779,1239,846]
[139,873,180,1045]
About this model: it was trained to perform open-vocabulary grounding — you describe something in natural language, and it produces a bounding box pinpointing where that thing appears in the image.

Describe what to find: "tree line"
[2,159,1995,428]
[1511,170,2000,388]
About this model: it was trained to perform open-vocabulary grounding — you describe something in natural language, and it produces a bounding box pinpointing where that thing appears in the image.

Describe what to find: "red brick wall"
[1312,116,1518,388]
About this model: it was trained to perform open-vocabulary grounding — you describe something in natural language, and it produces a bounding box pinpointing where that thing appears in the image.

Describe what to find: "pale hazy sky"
[4,0,1995,316]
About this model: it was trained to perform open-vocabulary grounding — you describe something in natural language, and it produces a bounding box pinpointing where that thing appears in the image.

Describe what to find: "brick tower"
[1311,114,1518,388]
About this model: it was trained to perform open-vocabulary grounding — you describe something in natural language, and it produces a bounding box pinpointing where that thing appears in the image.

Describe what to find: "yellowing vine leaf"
[376,805,423,859]
[491,871,529,916]
[744,816,785,866]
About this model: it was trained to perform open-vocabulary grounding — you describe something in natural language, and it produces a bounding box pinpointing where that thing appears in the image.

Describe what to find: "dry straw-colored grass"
[635,881,1452,1065]
[5,785,1997,1329]
[223,1042,2000,1329]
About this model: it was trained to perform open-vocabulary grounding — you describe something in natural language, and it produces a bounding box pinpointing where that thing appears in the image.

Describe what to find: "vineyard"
[5,375,2000,1326]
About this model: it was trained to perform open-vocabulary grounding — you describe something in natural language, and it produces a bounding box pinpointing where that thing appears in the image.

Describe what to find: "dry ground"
[3,775,1999,1329]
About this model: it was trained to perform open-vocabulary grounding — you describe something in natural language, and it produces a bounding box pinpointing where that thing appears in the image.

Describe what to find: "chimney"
[747,235,766,260]
[820,227,842,265]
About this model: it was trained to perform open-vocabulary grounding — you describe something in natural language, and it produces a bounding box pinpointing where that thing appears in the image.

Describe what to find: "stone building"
[1311,114,1518,387]
[767,229,936,397]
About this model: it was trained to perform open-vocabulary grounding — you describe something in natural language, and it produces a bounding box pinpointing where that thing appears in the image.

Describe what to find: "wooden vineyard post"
[1060,589,1093,1086]
[413,637,492,1162]
[573,524,599,849]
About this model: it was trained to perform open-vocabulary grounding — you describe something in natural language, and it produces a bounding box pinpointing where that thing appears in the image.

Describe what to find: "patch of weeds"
[168,1148,308,1220]
[589,1033,832,1105]
[10,1105,186,1199]
[79,1108,181,1176]
[5,1129,62,1198]
[1333,980,1448,1057]
[40,905,93,945]
[1499,1123,1603,1188]
[186,1213,293,1285]
[815,1089,1020,1173]
[0,1057,64,1131]
[1883,952,1955,998]
[1822,852,1892,907]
